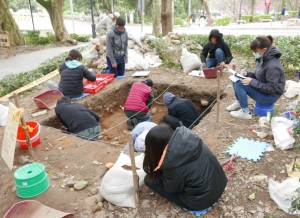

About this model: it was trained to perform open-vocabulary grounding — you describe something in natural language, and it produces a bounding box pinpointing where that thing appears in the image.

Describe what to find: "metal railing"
[236,20,247,27]
[287,18,300,27]
[260,19,272,28]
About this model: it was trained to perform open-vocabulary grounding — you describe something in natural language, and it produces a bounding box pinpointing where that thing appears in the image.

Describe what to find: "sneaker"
[126,119,134,130]
[131,118,139,128]
[226,101,241,111]
[230,109,252,120]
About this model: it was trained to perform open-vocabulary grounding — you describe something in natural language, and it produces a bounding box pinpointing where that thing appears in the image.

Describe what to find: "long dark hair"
[65,49,82,61]
[143,124,173,183]
[208,29,223,42]
[250,35,273,51]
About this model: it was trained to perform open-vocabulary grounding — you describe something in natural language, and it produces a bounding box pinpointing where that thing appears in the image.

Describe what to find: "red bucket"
[16,121,41,149]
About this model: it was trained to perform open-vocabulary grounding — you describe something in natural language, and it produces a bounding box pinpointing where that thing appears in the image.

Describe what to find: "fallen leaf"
[248,192,256,201]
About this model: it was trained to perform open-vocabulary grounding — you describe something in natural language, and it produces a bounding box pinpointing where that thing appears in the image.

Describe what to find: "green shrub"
[70,33,91,42]
[214,17,231,26]
[252,14,272,21]
[241,15,253,22]
[25,30,40,45]
[174,17,184,26]
[287,11,298,17]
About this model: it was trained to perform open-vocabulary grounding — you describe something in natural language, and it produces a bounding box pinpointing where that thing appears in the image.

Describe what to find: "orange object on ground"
[16,121,41,149]
[105,162,114,169]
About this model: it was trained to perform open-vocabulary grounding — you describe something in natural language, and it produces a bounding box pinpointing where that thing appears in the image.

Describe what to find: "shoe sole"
[226,106,242,111]
[126,120,133,130]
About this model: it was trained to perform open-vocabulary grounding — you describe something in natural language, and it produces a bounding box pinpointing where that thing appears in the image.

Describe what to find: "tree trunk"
[295,0,299,11]
[251,0,255,15]
[199,0,213,26]
[36,0,76,44]
[0,0,25,46]
[152,0,161,34]
[281,0,285,9]
[161,0,172,36]
[146,0,154,11]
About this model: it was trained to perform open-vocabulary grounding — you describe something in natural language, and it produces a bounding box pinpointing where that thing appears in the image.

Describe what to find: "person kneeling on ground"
[47,49,97,99]
[124,79,154,130]
[226,35,285,120]
[55,96,101,140]
[200,29,233,70]
[163,92,201,130]
[106,17,128,79]
[143,125,228,211]
[131,121,157,152]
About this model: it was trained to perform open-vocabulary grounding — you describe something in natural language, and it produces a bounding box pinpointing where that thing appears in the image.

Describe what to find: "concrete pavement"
[0,43,88,79]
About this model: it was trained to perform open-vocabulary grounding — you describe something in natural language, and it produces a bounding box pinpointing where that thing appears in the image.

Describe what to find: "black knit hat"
[143,79,153,87]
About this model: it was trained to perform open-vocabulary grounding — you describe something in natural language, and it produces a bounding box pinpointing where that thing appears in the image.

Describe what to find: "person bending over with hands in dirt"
[200,29,233,70]
[106,17,128,79]
[47,49,96,98]
[163,92,201,130]
[226,35,285,120]
[143,124,228,211]
[124,79,154,130]
[55,96,101,140]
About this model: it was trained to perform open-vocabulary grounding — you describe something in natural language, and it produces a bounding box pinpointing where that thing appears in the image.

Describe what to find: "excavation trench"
[40,81,224,146]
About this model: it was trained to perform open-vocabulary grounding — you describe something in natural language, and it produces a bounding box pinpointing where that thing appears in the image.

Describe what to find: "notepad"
[228,69,247,82]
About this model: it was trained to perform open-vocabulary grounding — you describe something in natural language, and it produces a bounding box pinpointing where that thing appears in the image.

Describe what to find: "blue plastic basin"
[253,102,274,116]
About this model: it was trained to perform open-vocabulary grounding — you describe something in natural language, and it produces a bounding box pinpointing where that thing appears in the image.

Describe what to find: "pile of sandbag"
[87,33,162,71]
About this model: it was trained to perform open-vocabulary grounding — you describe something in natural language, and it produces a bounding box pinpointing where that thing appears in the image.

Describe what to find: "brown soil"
[0,51,298,218]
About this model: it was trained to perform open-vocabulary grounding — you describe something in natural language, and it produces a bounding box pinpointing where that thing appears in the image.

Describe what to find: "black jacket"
[161,127,228,210]
[55,102,100,134]
[200,38,233,64]
[246,46,286,99]
[58,62,96,98]
[168,97,201,128]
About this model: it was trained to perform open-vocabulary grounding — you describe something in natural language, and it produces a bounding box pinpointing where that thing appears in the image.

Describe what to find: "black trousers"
[144,176,193,210]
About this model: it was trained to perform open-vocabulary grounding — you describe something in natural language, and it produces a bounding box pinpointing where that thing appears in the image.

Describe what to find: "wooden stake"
[54,57,59,69]
[232,63,236,71]
[128,135,140,208]
[216,71,221,123]
[13,93,35,157]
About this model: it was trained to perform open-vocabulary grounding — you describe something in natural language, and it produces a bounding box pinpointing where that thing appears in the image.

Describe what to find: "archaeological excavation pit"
[40,81,224,146]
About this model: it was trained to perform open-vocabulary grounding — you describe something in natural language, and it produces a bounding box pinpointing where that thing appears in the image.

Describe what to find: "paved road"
[0,43,88,79]
[16,17,300,36]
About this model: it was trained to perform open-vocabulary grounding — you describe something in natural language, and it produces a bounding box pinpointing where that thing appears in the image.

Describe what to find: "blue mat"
[186,203,216,216]
[71,93,90,100]
[115,75,126,80]
[227,137,269,162]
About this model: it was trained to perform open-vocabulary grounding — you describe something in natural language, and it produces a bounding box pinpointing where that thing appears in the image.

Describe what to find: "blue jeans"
[106,56,125,78]
[206,48,224,68]
[232,80,277,110]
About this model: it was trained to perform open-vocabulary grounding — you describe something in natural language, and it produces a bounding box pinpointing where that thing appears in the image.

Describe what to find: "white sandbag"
[127,30,144,49]
[269,177,300,214]
[271,117,295,150]
[284,80,300,98]
[126,49,149,70]
[100,35,106,45]
[100,153,146,208]
[180,54,202,73]
[0,104,8,126]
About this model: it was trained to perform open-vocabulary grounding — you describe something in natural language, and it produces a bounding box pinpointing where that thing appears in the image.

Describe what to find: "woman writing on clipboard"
[200,29,233,70]
[226,35,286,120]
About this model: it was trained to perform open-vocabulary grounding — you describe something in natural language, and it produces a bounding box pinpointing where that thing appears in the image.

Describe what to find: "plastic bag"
[271,117,295,150]
[0,104,8,126]
[100,152,146,208]
[268,177,300,214]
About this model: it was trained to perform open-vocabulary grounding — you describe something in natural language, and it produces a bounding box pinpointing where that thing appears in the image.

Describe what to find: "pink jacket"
[124,82,152,113]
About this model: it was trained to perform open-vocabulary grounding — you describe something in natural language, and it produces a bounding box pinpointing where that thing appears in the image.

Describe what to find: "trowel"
[250,128,269,139]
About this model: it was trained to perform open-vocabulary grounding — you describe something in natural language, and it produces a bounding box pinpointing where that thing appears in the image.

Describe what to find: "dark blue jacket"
[246,46,285,99]
[59,62,96,98]
[281,8,285,15]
